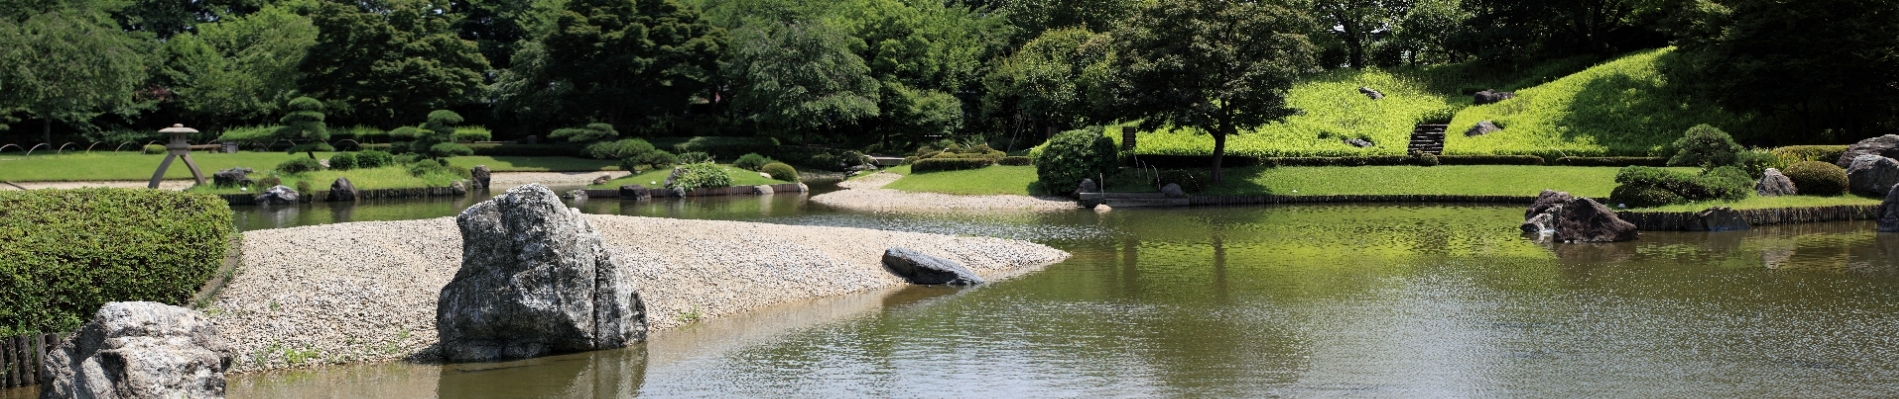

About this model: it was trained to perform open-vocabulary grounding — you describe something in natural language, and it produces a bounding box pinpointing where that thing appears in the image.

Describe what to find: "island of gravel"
[209,214,1068,373]
[810,172,1079,213]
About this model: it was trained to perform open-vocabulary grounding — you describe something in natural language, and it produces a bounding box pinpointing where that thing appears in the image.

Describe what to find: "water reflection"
[436,348,647,399]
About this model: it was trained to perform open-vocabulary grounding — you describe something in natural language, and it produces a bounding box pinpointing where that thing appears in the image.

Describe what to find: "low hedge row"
[1129,154,1552,168]
[0,189,234,335]
[1553,156,1669,167]
[912,158,996,173]
[467,143,587,157]
[1609,166,1752,207]
[1773,145,1849,164]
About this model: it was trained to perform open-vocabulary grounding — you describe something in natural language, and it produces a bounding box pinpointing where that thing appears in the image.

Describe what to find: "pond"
[18,188,1899,397]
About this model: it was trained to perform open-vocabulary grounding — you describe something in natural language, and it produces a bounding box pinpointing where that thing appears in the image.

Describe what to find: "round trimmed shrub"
[733,153,775,171]
[258,176,282,188]
[1783,161,1849,196]
[761,162,798,181]
[585,138,657,159]
[356,150,394,168]
[142,144,166,154]
[670,163,733,190]
[1036,129,1119,194]
[328,153,358,170]
[275,157,325,174]
[1610,184,1685,208]
[1667,124,1742,167]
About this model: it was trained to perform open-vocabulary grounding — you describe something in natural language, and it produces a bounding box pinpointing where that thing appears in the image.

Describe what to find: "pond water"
[15,188,1899,397]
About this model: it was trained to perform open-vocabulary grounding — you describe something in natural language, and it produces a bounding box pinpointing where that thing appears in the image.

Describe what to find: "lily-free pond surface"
[26,188,1899,397]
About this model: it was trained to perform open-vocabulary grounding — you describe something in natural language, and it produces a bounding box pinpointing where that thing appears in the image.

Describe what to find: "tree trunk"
[43,119,52,145]
[1210,131,1228,183]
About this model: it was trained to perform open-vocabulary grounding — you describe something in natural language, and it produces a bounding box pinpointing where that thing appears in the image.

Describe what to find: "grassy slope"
[884,165,1049,196]
[1446,47,1744,158]
[0,152,616,182]
[591,164,788,189]
[1631,195,1883,213]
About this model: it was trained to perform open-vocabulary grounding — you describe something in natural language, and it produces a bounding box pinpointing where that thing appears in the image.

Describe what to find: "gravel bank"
[810,172,1079,213]
[210,215,1068,373]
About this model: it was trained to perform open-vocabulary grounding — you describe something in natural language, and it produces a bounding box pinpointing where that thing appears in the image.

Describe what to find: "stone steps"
[1409,124,1448,155]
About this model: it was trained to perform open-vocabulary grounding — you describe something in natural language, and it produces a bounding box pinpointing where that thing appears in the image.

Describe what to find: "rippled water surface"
[18,190,1899,398]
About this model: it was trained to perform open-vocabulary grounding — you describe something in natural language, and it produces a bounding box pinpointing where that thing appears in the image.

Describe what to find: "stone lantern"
[148,123,207,189]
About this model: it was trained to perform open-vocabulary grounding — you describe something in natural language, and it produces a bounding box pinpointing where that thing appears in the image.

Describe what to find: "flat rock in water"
[254,185,298,205]
[1755,168,1797,196]
[41,301,233,399]
[1526,190,1573,220]
[1838,134,1899,168]
[1880,183,1899,232]
[882,247,985,286]
[1847,155,1899,197]
[1553,196,1640,243]
[437,183,646,362]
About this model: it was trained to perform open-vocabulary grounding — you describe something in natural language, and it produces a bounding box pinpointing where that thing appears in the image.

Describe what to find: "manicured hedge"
[0,189,234,335]
[1773,145,1849,165]
[1436,155,1547,165]
[913,158,996,173]
[1609,166,1751,207]
[999,156,1033,166]
[1130,154,1547,168]
[465,143,587,157]
[1554,156,1669,167]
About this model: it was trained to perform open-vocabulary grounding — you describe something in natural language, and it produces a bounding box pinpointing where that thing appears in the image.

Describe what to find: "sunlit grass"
[183,166,464,194]
[1628,195,1883,213]
[590,164,788,189]
[885,165,1047,196]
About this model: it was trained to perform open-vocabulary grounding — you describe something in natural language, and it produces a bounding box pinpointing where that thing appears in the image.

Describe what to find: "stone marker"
[1161,183,1186,198]
[881,248,985,286]
[1846,155,1899,197]
[40,302,233,399]
[212,167,253,188]
[437,184,646,362]
[328,177,358,202]
[470,165,491,190]
[1755,168,1796,197]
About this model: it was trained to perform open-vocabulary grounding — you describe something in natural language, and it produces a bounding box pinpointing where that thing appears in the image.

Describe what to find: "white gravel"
[810,172,1080,213]
[210,215,1068,373]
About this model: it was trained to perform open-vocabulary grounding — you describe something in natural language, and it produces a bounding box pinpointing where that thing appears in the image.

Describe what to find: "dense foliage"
[760,162,798,181]
[668,163,734,190]
[277,96,331,158]
[0,189,234,335]
[1609,166,1751,207]
[1036,129,1118,194]
[1667,124,1742,167]
[1782,161,1849,196]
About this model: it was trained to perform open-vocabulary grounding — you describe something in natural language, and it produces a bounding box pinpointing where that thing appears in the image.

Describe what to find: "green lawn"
[884,165,1049,196]
[0,152,616,182]
[590,164,789,189]
[1628,195,1883,213]
[182,166,466,194]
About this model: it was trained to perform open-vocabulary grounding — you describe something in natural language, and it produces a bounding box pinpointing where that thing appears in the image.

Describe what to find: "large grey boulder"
[1465,120,1503,137]
[1473,89,1516,105]
[254,185,298,206]
[211,168,252,188]
[1837,135,1899,168]
[1161,183,1186,198]
[1880,183,1899,232]
[1755,168,1797,197]
[437,184,646,362]
[328,177,358,202]
[881,248,985,286]
[470,165,491,190]
[1847,155,1899,197]
[1076,178,1099,195]
[40,302,233,399]
[1522,190,1638,242]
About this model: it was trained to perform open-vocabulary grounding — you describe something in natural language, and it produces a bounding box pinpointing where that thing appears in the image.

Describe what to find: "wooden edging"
[1618,205,1880,231]
[0,331,62,389]
[602,183,808,199]
[217,183,468,206]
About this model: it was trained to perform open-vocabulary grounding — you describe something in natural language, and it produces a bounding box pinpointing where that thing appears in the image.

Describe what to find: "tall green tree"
[1103,0,1318,182]
[414,110,473,159]
[159,5,317,128]
[990,0,1134,38]
[299,0,489,127]
[538,0,723,132]
[1312,0,1414,69]
[277,96,332,159]
[1694,0,1899,140]
[0,9,150,144]
[982,27,1108,144]
[723,20,881,144]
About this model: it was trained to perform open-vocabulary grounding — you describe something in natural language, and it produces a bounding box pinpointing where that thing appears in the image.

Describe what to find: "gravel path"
[210,215,1068,373]
[810,172,1080,213]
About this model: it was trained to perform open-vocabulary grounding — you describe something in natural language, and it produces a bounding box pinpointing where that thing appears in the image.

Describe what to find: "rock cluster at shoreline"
[209,214,1067,374]
[810,172,1078,213]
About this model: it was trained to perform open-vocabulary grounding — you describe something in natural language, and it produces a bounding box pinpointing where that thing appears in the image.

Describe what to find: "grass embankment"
[183,166,467,194]
[590,164,789,189]
[0,189,233,335]
[883,165,1664,198]
[1630,195,1883,213]
[1446,47,1743,158]
[0,152,617,182]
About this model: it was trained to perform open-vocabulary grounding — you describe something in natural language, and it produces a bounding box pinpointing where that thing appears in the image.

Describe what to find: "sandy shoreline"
[809,172,1079,213]
[210,214,1068,373]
